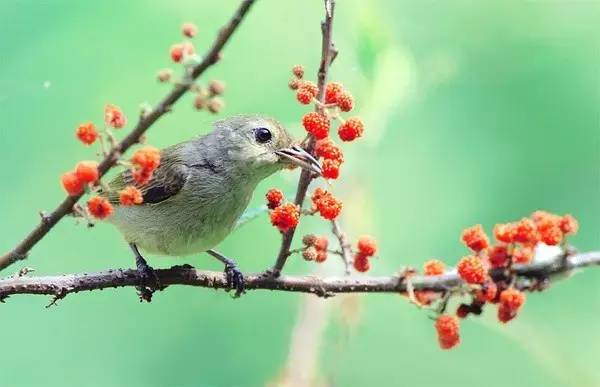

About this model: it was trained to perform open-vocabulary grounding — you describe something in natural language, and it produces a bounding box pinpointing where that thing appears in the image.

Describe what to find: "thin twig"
[1,251,597,302]
[0,0,257,272]
[331,219,352,274]
[271,0,338,276]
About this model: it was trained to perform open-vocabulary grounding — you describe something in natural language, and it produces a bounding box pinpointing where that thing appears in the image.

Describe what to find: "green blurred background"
[1,1,599,386]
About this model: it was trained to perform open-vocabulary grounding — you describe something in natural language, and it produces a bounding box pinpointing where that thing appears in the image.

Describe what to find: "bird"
[104,115,321,297]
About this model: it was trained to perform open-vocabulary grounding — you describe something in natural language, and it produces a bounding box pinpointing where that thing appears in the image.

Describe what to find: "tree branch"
[1,250,597,303]
[271,0,338,275]
[0,0,257,273]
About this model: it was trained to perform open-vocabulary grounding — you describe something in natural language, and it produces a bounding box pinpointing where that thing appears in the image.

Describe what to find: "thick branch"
[272,0,337,275]
[1,251,597,302]
[0,0,257,272]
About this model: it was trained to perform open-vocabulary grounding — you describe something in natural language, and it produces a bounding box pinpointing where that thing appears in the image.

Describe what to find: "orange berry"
[170,42,195,63]
[513,218,538,245]
[181,22,198,38]
[457,255,487,284]
[337,117,364,142]
[75,161,99,184]
[513,246,534,264]
[119,186,144,206]
[487,244,509,268]
[314,138,344,163]
[292,64,304,78]
[269,203,300,233]
[353,252,370,272]
[559,214,578,235]
[475,280,498,303]
[461,224,489,252]
[75,122,98,145]
[336,91,353,112]
[435,315,460,350]
[423,259,445,276]
[61,171,84,196]
[315,250,328,263]
[494,223,515,243]
[131,146,161,172]
[321,159,340,179]
[265,188,284,210]
[104,104,127,129]
[87,196,113,219]
[499,288,525,311]
[302,112,330,139]
[132,168,153,186]
[325,82,344,104]
[296,81,318,104]
[311,188,342,220]
[357,235,377,257]
[314,236,328,252]
[539,224,563,246]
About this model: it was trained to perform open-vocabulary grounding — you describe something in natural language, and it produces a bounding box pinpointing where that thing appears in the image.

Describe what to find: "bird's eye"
[254,127,272,143]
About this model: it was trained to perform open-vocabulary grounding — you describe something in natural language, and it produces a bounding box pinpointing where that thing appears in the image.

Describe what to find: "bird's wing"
[107,146,190,205]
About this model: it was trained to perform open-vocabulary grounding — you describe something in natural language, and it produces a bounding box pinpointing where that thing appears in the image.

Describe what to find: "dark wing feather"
[107,145,190,205]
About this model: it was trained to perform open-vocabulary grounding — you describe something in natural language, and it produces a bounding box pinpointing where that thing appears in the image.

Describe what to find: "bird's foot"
[224,262,245,298]
[136,260,161,302]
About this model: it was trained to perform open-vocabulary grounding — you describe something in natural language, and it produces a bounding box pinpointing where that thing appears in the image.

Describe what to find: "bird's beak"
[276,145,322,175]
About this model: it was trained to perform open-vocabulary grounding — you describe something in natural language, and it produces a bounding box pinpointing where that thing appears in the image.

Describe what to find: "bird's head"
[212,115,321,180]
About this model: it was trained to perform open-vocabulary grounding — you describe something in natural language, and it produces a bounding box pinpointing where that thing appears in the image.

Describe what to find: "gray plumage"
[106,115,320,257]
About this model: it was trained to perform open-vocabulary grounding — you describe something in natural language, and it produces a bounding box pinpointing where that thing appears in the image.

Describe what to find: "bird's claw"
[136,261,161,302]
[224,263,245,298]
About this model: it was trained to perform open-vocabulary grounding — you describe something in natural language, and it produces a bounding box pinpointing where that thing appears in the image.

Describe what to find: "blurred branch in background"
[0,0,257,272]
[0,250,597,305]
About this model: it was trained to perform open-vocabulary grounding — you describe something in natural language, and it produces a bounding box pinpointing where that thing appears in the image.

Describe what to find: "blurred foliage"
[0,0,599,386]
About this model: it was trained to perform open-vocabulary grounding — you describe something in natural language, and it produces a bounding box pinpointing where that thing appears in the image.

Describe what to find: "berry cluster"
[419,210,579,350]
[264,65,378,274]
[159,22,225,114]
[301,234,329,263]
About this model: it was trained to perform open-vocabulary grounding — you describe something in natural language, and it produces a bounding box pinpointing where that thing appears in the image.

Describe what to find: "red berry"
[87,196,113,219]
[132,168,153,186]
[131,146,161,172]
[119,186,144,206]
[499,288,525,311]
[325,82,344,104]
[311,188,342,220]
[513,218,538,245]
[313,236,328,252]
[357,235,377,257]
[292,64,304,78]
[487,244,509,268]
[104,104,127,129]
[423,259,445,276]
[456,304,470,319]
[321,159,340,179]
[296,82,318,104]
[170,42,195,63]
[494,223,515,244]
[435,315,460,350]
[539,224,563,246]
[336,91,353,112]
[497,304,516,323]
[314,138,344,163]
[269,203,300,233]
[302,112,330,139]
[457,256,487,284]
[61,171,84,196]
[181,22,197,38]
[461,224,489,252]
[353,252,370,272]
[75,161,99,184]
[75,122,98,145]
[315,250,328,263]
[513,246,534,264]
[337,118,364,142]
[559,214,578,235]
[265,188,284,209]
[475,280,498,303]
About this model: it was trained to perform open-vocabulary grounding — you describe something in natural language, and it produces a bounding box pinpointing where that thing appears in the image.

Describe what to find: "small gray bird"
[105,115,321,296]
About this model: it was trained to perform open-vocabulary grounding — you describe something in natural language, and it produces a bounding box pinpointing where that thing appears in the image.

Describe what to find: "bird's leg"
[129,243,161,301]
[206,249,245,297]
